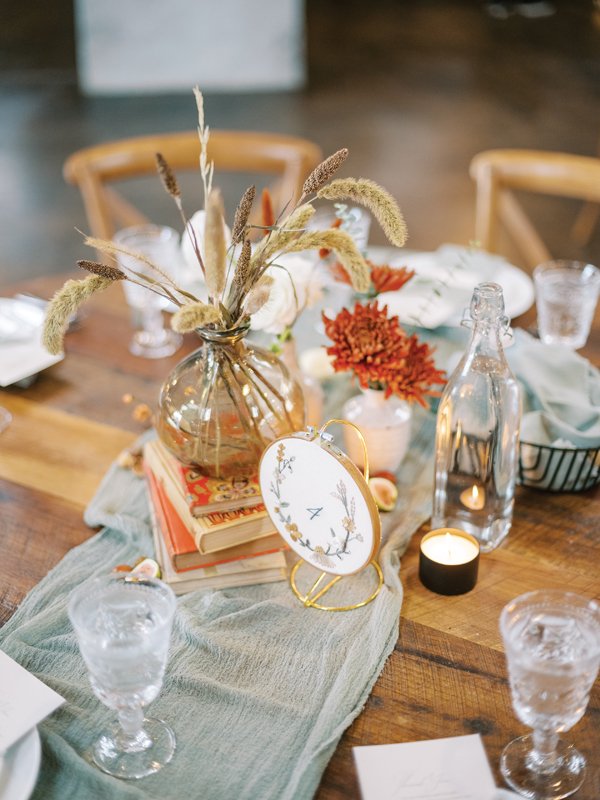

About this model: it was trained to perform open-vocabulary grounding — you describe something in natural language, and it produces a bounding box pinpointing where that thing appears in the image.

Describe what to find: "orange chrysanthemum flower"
[329,260,415,296]
[322,302,445,406]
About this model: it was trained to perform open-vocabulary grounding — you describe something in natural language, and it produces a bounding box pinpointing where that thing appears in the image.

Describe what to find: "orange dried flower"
[322,302,445,406]
[329,259,415,296]
[319,218,342,258]
[370,263,414,294]
[261,188,275,235]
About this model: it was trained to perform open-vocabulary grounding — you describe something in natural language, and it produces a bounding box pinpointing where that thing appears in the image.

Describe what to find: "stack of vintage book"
[143,439,288,595]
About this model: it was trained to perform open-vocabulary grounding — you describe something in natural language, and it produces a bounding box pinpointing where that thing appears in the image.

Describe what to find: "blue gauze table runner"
[0,399,436,800]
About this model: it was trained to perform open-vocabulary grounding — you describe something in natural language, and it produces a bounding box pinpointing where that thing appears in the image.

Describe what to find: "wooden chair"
[63,130,323,241]
[469,149,600,270]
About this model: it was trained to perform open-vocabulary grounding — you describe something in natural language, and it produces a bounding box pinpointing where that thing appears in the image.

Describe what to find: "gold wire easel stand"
[290,559,383,611]
[288,418,384,612]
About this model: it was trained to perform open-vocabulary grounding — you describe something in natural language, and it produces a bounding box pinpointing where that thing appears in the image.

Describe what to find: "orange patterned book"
[143,440,276,554]
[145,467,286,571]
[156,441,262,516]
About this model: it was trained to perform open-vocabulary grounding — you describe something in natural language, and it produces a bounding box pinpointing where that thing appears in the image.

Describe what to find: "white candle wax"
[420,531,479,565]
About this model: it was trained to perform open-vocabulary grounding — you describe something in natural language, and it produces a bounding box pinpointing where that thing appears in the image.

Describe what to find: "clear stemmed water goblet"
[68,573,177,779]
[500,589,600,799]
[113,224,183,359]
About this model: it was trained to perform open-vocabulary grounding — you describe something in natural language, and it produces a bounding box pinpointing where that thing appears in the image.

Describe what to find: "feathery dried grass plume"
[252,204,316,267]
[302,148,349,196]
[317,178,408,247]
[155,152,181,199]
[204,188,227,299]
[231,185,256,244]
[243,277,273,315]
[171,302,222,333]
[78,259,126,281]
[43,275,113,355]
[275,228,370,293]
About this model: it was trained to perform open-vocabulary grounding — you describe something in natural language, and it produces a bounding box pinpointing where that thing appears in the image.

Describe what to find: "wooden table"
[1,273,599,798]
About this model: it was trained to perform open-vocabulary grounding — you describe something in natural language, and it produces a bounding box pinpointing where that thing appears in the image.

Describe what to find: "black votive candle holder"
[419,528,480,596]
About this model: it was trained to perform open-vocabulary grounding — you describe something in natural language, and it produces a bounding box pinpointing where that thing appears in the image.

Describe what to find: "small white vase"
[341,388,412,474]
[280,339,324,427]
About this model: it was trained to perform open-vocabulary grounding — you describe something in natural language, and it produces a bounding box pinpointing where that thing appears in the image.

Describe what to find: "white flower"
[179,210,231,294]
[250,254,324,335]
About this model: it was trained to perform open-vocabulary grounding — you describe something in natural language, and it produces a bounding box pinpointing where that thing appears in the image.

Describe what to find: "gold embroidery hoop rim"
[259,418,385,611]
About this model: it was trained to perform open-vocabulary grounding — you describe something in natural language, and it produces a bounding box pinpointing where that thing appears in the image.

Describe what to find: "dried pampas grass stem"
[302,148,349,196]
[278,228,370,293]
[155,153,181,199]
[317,178,408,247]
[78,260,126,281]
[231,185,256,245]
[204,189,227,299]
[171,302,222,333]
[43,275,113,355]
[252,203,315,268]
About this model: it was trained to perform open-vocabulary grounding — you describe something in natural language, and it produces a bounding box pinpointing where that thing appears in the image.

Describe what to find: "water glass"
[533,260,600,349]
[113,225,183,359]
[499,589,600,799]
[68,573,177,779]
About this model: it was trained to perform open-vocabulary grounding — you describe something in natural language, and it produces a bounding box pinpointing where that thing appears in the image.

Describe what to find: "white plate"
[375,245,534,329]
[0,299,63,387]
[0,728,41,800]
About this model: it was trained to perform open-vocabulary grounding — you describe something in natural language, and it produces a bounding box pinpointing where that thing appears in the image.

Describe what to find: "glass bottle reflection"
[432,283,521,552]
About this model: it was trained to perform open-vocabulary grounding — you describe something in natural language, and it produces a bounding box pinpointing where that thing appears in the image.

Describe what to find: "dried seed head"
[77,259,126,281]
[302,148,349,196]
[244,282,272,315]
[233,239,252,289]
[317,177,408,247]
[155,152,181,198]
[171,301,222,333]
[231,185,256,244]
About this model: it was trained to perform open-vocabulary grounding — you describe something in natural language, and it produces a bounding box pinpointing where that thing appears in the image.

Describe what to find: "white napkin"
[0,650,64,753]
[0,334,63,387]
[0,298,63,387]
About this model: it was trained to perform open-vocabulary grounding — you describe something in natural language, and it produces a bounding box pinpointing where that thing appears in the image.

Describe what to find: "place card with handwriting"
[353,734,496,800]
[0,649,64,753]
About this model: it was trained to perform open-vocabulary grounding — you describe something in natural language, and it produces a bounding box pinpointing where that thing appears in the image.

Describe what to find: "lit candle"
[419,528,480,595]
[420,530,479,565]
[460,484,485,511]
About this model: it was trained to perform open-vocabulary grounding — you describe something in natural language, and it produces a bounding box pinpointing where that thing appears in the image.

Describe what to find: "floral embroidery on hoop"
[269,442,365,570]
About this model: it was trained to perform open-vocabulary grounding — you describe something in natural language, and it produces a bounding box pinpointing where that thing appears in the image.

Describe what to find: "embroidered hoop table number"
[259,419,383,611]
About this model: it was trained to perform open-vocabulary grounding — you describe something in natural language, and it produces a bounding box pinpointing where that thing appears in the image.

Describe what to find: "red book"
[146,466,286,571]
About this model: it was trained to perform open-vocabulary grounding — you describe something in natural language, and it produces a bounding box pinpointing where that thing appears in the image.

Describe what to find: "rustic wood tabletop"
[1,272,599,798]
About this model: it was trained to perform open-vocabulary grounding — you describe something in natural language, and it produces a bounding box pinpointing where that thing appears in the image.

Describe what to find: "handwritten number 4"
[307,507,323,520]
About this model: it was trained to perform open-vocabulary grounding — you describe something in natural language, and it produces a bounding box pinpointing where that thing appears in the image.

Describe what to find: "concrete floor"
[1,0,599,285]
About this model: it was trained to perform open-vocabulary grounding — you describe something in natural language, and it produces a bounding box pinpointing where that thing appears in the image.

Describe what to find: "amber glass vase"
[156,323,305,478]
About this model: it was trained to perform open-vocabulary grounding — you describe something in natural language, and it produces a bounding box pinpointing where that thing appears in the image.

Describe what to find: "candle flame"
[460,483,485,511]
